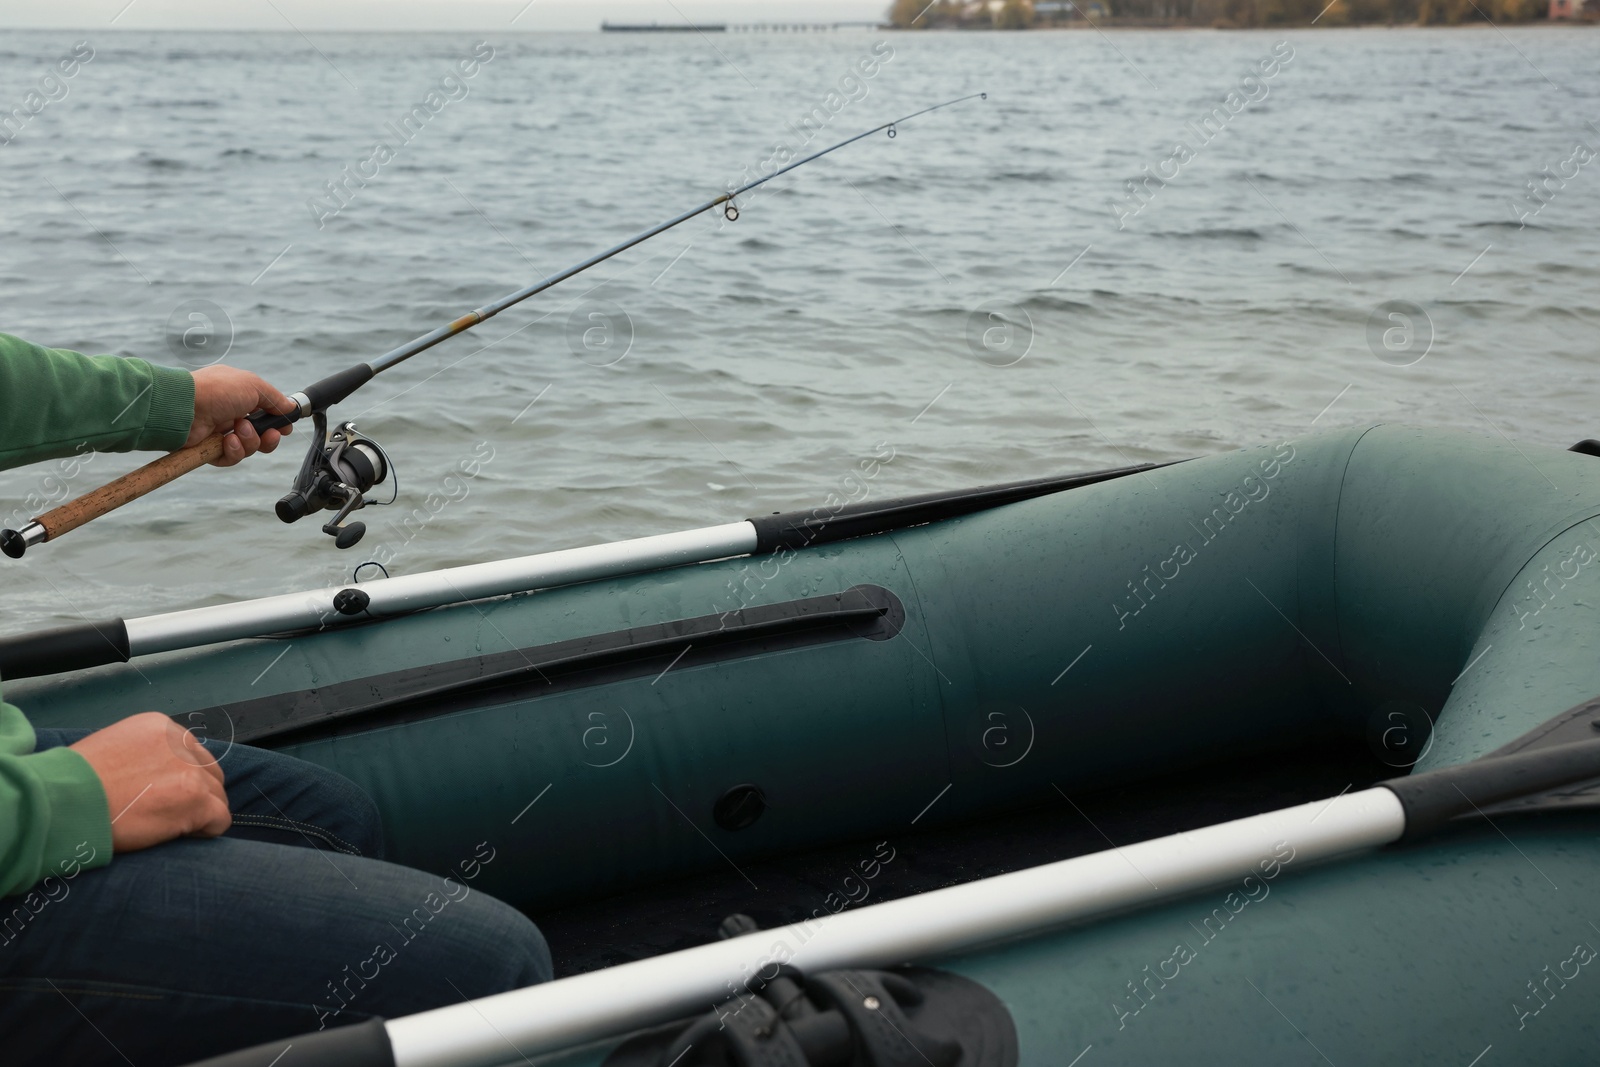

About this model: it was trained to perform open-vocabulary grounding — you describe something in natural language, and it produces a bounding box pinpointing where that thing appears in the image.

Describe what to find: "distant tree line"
[887,0,1557,26]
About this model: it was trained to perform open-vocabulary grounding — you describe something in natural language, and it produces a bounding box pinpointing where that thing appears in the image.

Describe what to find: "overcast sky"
[1,0,888,32]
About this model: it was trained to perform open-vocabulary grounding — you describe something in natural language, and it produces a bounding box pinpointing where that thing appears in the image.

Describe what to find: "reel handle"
[1,410,297,559]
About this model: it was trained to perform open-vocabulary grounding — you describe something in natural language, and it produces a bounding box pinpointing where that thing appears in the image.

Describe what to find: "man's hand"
[185,365,296,467]
[70,712,231,853]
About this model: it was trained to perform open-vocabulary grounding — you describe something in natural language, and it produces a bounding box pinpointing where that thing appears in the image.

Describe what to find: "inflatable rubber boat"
[6,424,1600,1066]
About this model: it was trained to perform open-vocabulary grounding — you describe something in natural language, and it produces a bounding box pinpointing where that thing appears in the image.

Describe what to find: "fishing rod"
[0,92,987,561]
[0,460,1165,682]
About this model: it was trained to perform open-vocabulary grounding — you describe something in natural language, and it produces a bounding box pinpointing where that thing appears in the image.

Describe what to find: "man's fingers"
[233,418,261,455]
[189,367,296,465]
[256,379,295,417]
[191,742,226,787]
[190,792,232,838]
[166,720,226,784]
[212,432,244,467]
[188,769,231,837]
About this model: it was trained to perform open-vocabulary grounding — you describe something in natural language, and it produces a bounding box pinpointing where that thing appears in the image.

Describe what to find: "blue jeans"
[0,730,552,1067]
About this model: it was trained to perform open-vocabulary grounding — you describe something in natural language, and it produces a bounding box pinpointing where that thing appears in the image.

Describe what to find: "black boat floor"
[534,740,1393,978]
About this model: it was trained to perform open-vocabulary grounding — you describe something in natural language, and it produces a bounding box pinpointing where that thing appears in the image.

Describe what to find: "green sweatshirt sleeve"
[0,695,112,899]
[0,332,195,468]
[0,332,192,896]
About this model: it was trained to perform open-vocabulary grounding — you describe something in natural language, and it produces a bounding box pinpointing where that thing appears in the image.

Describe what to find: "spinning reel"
[274,411,394,549]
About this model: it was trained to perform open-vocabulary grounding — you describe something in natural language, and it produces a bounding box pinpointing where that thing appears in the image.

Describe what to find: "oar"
[177,726,1600,1067]
[0,93,986,560]
[0,460,1167,681]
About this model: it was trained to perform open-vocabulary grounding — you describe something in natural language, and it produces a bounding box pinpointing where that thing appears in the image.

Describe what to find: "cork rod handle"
[35,435,228,542]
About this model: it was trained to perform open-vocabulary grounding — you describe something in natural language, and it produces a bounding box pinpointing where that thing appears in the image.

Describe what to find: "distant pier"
[601,21,725,32]
[728,21,884,31]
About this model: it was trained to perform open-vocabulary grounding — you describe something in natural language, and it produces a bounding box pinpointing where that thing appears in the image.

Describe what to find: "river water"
[0,25,1596,631]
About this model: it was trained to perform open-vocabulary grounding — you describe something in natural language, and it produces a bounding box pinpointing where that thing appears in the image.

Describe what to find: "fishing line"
[0,91,988,559]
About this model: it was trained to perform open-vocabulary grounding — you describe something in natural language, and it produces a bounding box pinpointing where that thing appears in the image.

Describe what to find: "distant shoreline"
[885,0,1592,30]
[887,19,1593,27]
[590,20,1593,32]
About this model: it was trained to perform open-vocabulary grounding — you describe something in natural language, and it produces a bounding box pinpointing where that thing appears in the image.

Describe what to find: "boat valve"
[275,411,393,549]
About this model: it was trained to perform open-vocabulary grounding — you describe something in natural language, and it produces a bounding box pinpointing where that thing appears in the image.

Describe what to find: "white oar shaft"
[124,521,758,656]
[385,786,1406,1067]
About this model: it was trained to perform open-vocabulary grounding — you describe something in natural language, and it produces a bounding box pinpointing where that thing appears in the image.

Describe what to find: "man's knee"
[315,879,551,1029]
[434,890,553,990]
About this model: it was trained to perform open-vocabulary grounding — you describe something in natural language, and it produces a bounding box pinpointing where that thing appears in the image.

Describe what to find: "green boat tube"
[9,424,1600,1065]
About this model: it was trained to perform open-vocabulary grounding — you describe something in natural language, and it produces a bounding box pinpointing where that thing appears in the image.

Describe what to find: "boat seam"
[1327,424,1383,693]
[1475,507,1600,656]
[883,529,956,803]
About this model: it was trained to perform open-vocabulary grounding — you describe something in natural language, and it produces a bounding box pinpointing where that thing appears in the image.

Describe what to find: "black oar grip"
[1383,737,1600,842]
[176,1017,394,1067]
[0,619,130,680]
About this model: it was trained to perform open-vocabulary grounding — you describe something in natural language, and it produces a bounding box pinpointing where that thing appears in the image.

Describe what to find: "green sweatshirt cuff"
[27,747,113,878]
[134,361,196,452]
